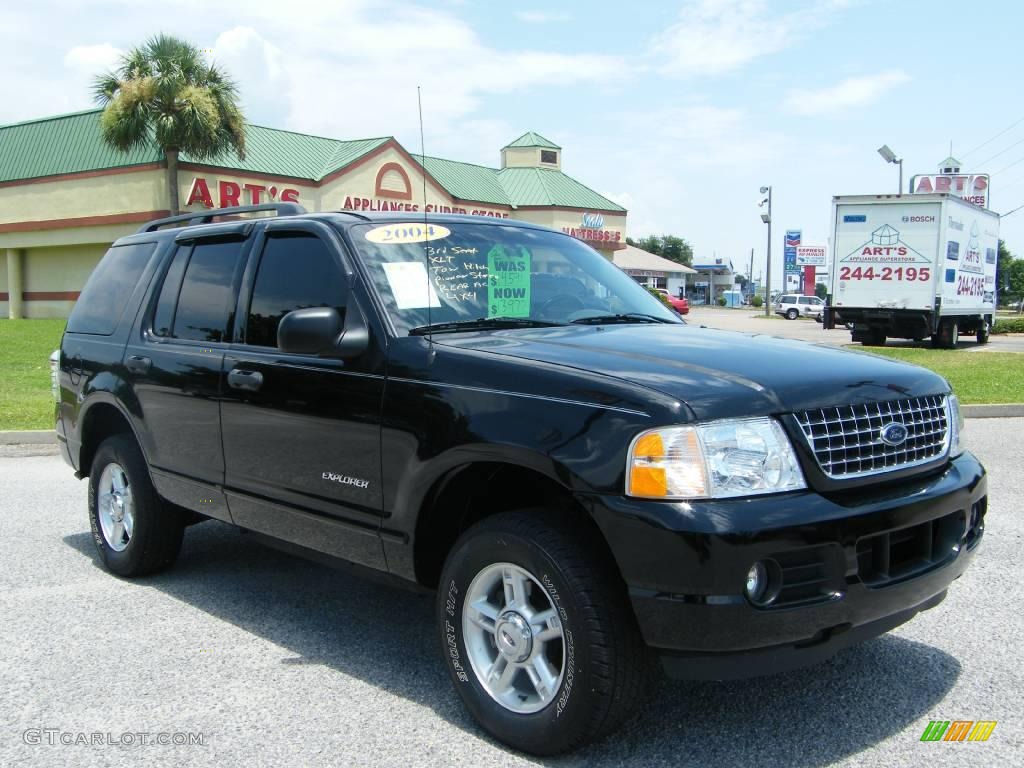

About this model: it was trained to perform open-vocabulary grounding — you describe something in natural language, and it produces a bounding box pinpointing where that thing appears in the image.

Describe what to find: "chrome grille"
[793,396,948,479]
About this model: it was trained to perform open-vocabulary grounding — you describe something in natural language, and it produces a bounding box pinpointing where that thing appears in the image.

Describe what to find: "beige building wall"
[0,167,165,226]
[21,243,108,318]
[500,146,560,170]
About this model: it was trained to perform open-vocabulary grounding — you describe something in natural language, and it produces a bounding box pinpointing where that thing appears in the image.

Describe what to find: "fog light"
[746,562,767,602]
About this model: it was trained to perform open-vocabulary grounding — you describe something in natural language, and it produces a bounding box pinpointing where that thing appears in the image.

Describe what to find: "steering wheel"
[538,293,586,320]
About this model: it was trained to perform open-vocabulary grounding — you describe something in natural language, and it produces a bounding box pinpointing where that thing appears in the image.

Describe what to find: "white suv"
[775,294,824,321]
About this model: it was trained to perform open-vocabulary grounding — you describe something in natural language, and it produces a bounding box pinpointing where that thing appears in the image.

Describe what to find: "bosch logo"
[879,423,909,447]
[902,215,935,223]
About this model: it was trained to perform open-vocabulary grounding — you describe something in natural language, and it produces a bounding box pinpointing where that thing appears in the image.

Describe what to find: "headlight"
[947,394,965,457]
[627,417,806,500]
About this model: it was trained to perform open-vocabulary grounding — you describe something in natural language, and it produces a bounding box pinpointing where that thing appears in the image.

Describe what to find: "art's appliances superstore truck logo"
[837,224,932,283]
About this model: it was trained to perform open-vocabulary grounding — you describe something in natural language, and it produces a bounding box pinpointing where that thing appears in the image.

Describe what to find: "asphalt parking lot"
[689,307,1024,352]
[2,422,1022,767]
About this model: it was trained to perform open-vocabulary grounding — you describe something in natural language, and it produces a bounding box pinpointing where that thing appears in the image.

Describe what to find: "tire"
[936,319,959,349]
[815,313,823,323]
[861,330,886,346]
[89,434,184,577]
[786,309,799,320]
[977,320,990,344]
[437,509,649,755]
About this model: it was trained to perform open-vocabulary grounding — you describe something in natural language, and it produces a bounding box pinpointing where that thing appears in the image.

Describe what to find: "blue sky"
[3,0,1022,286]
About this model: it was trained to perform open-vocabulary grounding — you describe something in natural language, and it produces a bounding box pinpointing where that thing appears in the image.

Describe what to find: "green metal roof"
[498,168,625,211]
[0,109,160,182]
[413,154,511,206]
[503,131,560,149]
[0,110,623,211]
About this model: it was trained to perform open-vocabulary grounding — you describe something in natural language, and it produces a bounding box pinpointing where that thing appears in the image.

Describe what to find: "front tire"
[977,319,990,344]
[89,434,184,577]
[437,510,648,755]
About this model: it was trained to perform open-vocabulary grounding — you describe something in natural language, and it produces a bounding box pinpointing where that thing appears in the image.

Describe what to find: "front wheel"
[437,510,649,755]
[977,320,990,344]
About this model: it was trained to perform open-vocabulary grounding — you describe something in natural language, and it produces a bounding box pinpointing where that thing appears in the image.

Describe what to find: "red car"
[654,288,689,315]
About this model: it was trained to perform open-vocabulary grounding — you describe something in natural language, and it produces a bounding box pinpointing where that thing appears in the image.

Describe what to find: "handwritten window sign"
[487,245,531,318]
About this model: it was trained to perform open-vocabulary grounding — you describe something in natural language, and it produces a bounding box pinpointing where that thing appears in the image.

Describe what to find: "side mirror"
[277,303,370,360]
[278,307,342,355]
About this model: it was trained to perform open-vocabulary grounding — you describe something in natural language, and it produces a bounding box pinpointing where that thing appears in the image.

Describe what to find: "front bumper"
[580,451,986,679]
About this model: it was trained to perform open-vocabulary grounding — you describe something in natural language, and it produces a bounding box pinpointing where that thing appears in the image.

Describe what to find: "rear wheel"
[89,434,184,576]
[934,319,959,349]
[786,308,799,320]
[861,330,886,346]
[438,509,649,755]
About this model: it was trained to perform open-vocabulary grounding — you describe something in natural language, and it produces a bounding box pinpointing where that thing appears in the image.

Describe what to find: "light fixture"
[877,145,903,193]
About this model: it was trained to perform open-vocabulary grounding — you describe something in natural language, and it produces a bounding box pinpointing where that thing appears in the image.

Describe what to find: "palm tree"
[94,34,246,214]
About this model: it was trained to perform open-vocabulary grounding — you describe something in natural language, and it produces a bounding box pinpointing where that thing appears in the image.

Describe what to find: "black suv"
[56,204,986,755]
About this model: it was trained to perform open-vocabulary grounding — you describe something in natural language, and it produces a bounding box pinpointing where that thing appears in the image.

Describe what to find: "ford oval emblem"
[880,422,908,447]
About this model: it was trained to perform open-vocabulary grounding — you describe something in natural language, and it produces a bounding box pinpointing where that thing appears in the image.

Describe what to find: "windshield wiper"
[408,317,565,336]
[570,312,677,325]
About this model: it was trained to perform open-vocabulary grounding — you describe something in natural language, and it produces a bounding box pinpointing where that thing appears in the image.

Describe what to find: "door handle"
[125,355,151,374]
[227,369,264,392]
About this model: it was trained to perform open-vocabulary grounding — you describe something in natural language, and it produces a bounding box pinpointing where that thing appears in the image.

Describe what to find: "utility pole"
[760,186,772,316]
[748,247,754,301]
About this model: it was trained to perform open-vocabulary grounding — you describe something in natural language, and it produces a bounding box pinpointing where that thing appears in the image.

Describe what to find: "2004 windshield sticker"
[487,245,531,318]
[364,223,451,244]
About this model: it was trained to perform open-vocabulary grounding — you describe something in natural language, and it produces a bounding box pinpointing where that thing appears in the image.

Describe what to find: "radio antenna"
[418,85,432,341]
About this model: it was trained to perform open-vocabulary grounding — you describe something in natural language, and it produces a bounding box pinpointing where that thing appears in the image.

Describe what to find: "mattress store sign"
[185,176,300,208]
[563,212,621,245]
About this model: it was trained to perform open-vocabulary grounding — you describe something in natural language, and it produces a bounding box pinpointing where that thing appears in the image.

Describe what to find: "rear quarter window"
[66,242,158,335]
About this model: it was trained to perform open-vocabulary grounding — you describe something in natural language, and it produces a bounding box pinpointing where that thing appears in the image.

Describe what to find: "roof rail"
[137,202,307,233]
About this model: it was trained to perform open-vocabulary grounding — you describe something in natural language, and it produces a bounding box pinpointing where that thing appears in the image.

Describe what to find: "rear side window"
[168,239,245,342]
[152,247,190,337]
[244,232,346,348]
[66,243,157,335]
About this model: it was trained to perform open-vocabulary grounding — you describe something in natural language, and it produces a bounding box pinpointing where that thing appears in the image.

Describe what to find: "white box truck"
[824,193,999,347]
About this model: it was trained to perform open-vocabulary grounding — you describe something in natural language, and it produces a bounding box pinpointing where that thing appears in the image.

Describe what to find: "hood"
[436,324,948,420]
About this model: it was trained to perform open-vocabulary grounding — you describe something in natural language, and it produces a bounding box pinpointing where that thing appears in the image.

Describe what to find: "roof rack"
[137,202,307,233]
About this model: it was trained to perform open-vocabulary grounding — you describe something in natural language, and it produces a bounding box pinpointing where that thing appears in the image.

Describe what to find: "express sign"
[910,174,989,208]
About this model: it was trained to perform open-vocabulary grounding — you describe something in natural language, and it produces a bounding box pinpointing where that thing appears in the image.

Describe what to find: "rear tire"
[786,309,799,320]
[936,319,959,349]
[437,509,649,755]
[861,330,886,346]
[89,434,184,577]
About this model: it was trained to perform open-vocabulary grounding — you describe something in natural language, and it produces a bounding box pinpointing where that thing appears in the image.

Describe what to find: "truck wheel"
[89,434,184,577]
[437,509,649,755]
[861,330,886,346]
[786,309,799,320]
[977,320,990,344]
[937,319,959,349]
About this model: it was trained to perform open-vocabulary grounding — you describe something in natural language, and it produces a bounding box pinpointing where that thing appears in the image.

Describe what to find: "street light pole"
[760,186,772,317]
[878,145,903,194]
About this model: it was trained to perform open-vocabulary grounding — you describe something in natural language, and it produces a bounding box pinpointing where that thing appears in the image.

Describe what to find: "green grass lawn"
[0,319,66,430]
[849,347,1024,404]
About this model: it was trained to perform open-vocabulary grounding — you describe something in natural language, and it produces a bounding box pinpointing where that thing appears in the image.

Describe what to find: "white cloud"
[64,43,123,75]
[785,70,911,115]
[515,11,571,23]
[652,0,846,76]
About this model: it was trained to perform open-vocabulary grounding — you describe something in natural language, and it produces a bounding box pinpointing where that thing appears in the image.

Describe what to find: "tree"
[625,234,694,266]
[94,34,246,214]
[997,239,1014,293]
[815,282,827,300]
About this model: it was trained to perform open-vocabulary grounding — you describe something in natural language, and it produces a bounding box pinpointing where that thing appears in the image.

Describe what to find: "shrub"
[993,317,1024,334]
[646,286,674,310]
[717,297,727,306]
[751,295,763,308]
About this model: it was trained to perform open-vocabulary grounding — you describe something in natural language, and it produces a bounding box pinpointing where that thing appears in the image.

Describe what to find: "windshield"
[349,220,680,334]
